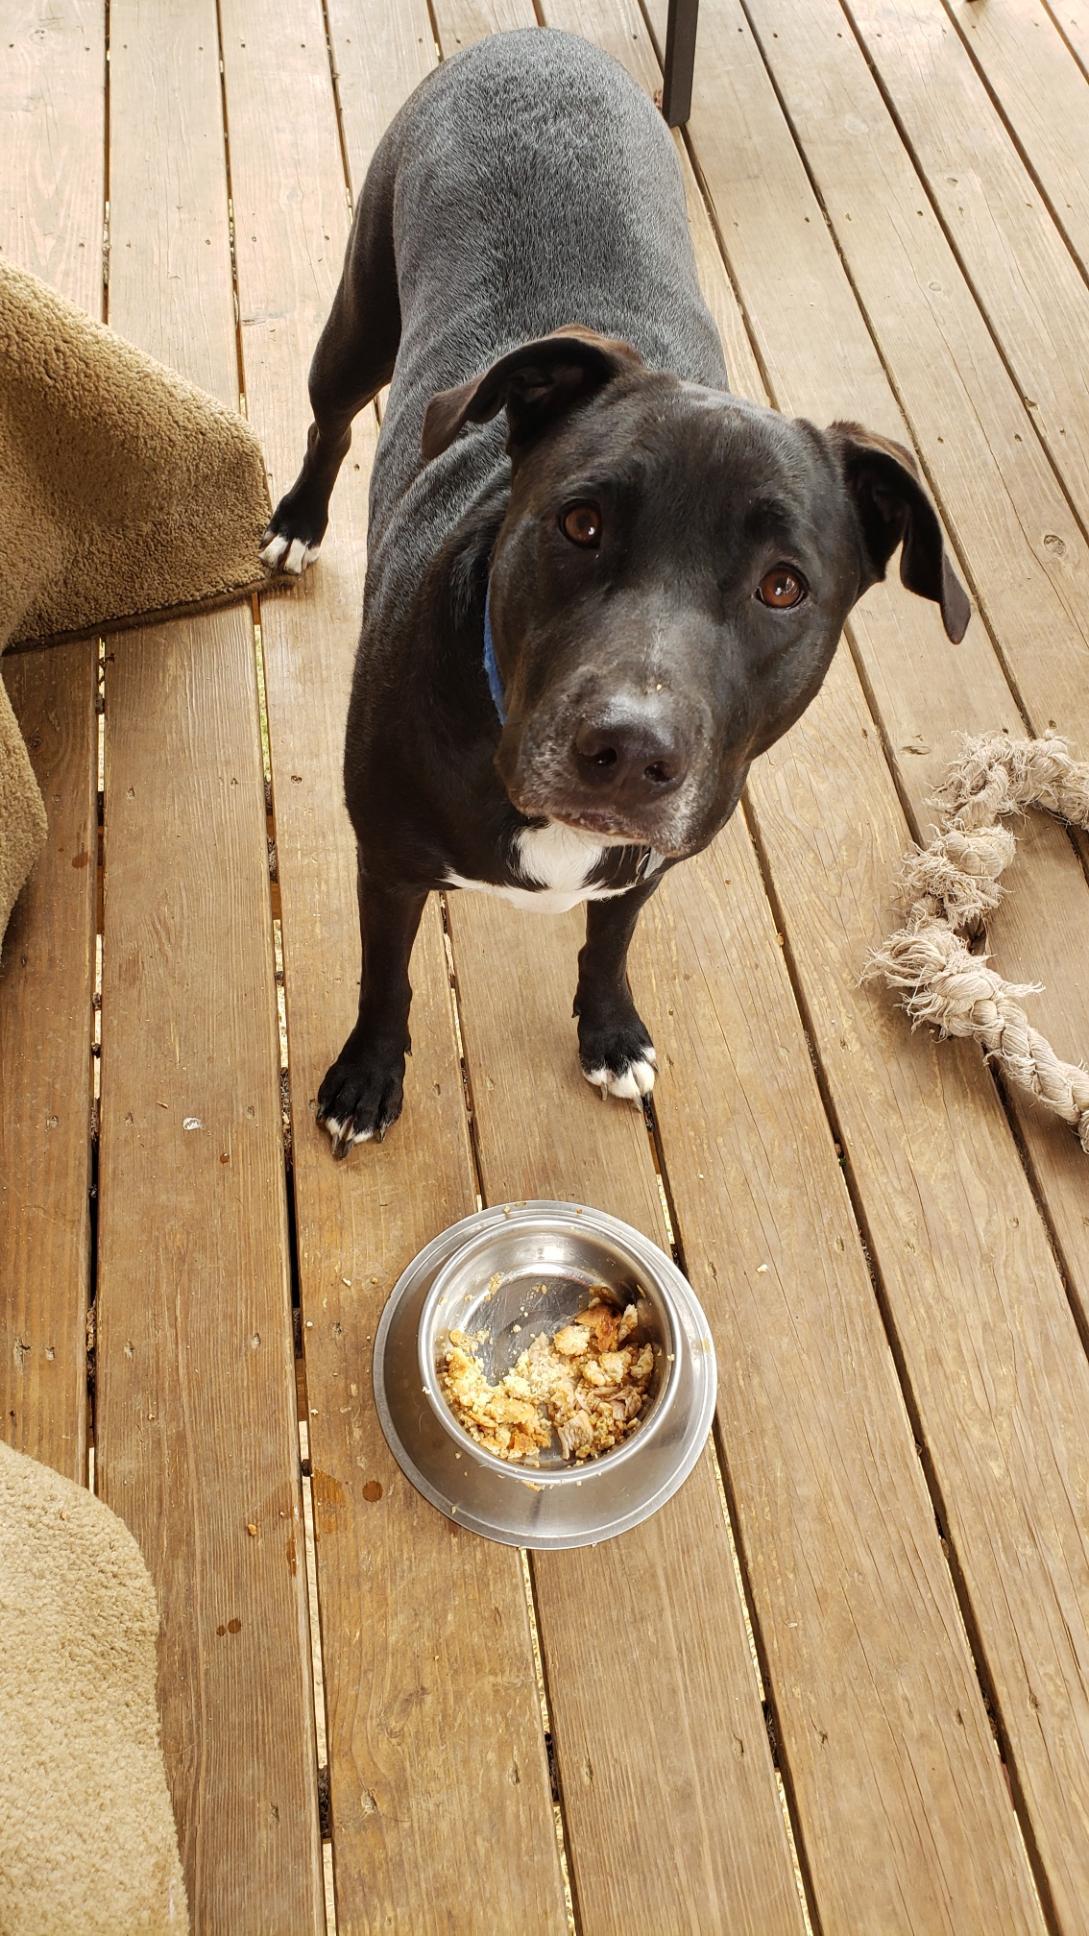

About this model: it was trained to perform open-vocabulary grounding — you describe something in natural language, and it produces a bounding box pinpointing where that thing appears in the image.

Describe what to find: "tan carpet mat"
[0,256,274,942]
[0,1440,188,1935]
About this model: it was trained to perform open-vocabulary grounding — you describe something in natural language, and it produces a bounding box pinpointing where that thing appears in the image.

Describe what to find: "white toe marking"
[322,1112,374,1147]
[260,532,289,569]
[609,1067,642,1102]
[261,535,321,576]
[582,1056,657,1103]
[631,1058,657,1096]
[286,537,321,575]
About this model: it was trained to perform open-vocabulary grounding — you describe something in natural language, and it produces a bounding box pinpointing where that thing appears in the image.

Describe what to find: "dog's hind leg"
[261,136,402,574]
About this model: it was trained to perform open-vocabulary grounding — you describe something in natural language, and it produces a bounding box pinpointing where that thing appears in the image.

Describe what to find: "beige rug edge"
[0,681,49,940]
[0,1440,188,1936]
[1,255,280,946]
[7,572,283,657]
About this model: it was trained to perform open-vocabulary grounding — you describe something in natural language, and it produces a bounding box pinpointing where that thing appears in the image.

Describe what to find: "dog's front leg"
[574,882,661,1103]
[317,868,428,1156]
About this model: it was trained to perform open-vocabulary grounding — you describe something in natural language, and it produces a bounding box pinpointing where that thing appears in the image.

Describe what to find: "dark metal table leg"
[662,0,700,128]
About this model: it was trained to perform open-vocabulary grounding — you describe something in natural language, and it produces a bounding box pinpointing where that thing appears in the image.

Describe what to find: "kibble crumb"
[439,1292,653,1465]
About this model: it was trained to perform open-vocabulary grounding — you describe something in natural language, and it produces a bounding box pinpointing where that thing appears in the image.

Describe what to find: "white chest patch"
[446,823,658,914]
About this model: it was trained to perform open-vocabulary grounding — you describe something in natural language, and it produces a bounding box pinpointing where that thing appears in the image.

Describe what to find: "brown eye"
[756,565,807,609]
[560,502,602,547]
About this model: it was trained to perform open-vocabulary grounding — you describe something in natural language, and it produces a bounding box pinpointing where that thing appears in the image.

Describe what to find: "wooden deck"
[4,0,1089,1929]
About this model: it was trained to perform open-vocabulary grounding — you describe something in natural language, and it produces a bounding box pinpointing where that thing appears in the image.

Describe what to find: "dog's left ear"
[422,327,644,461]
[828,421,970,643]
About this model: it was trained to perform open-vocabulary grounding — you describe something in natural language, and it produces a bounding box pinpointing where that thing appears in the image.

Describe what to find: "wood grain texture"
[0,0,103,314]
[0,647,96,1479]
[1050,0,1089,72]
[219,4,572,1928]
[644,824,1049,1935]
[741,656,1089,1933]
[0,0,103,1480]
[97,608,323,1933]
[432,0,535,45]
[641,0,1089,1922]
[944,0,1089,273]
[841,0,1089,518]
[95,5,324,1928]
[324,0,436,148]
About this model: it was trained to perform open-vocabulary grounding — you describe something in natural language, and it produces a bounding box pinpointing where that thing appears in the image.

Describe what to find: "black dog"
[262,30,968,1155]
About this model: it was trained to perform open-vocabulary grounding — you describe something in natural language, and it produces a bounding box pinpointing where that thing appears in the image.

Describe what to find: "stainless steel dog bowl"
[373,1202,717,1549]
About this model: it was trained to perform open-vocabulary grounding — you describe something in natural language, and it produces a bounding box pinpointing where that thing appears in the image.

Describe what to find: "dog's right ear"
[422,327,643,461]
[827,421,971,643]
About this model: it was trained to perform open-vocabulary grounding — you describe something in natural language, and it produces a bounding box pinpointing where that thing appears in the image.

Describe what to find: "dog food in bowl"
[374,1202,716,1548]
[439,1294,655,1464]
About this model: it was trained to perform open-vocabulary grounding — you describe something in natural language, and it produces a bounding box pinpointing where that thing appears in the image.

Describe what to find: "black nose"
[573,704,690,800]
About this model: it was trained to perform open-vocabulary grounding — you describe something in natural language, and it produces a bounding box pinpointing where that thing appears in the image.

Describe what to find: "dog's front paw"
[260,488,325,577]
[579,1021,657,1104]
[317,1038,406,1157]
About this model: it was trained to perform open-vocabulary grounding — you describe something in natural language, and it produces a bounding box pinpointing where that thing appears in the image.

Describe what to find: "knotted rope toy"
[867,733,1089,1154]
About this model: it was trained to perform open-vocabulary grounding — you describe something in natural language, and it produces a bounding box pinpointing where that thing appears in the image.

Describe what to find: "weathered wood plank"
[841,0,1089,520]
[644,0,1089,1922]
[0,0,103,313]
[645,820,1053,1935]
[0,0,103,1480]
[1050,0,1089,73]
[945,0,1089,276]
[97,605,324,1933]
[0,647,96,1479]
[732,656,1089,1934]
[219,3,572,1927]
[732,0,1089,1331]
[431,0,532,45]
[95,5,324,1927]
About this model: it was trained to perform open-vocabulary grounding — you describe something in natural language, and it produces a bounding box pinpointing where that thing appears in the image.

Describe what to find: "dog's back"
[367,31,726,569]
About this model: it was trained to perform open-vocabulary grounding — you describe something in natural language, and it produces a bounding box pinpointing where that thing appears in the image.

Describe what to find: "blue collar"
[482,586,507,725]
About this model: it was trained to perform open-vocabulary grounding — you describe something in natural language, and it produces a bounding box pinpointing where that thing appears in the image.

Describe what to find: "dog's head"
[423,327,969,856]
